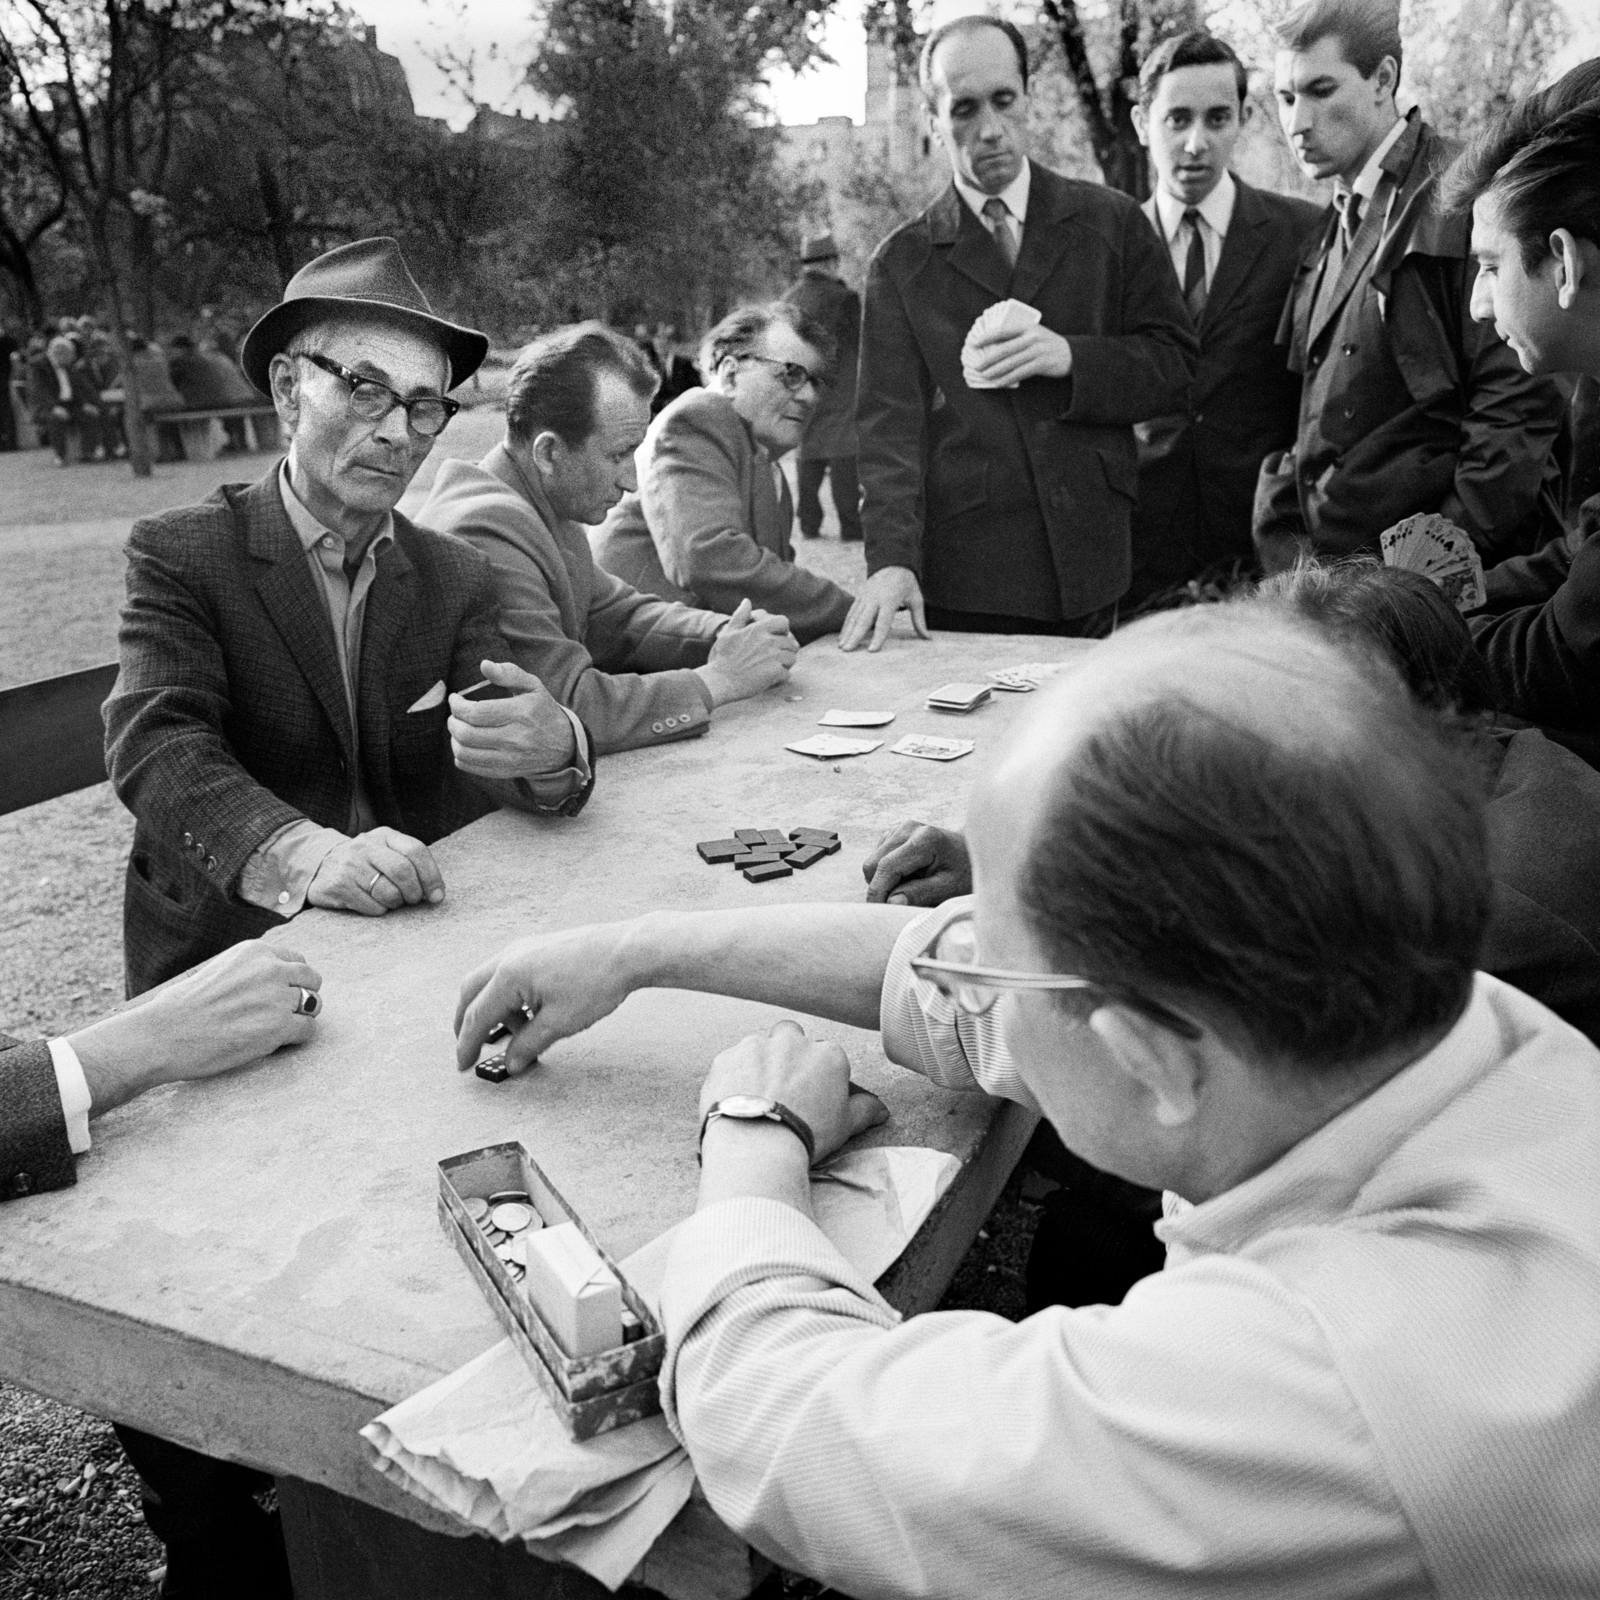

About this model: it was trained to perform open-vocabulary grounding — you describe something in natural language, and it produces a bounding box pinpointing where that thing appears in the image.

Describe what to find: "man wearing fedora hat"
[102,239,595,1591]
[782,232,862,542]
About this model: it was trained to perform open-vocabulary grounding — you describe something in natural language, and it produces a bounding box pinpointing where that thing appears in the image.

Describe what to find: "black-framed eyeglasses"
[299,352,460,438]
[742,353,827,394]
[909,910,1203,1040]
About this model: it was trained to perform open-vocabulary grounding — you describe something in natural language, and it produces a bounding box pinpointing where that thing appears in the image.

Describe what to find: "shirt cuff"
[47,1038,92,1155]
[515,706,594,810]
[237,819,348,916]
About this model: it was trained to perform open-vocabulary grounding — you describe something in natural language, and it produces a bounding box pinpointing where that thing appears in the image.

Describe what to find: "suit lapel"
[1307,197,1384,348]
[931,181,1014,301]
[355,529,416,788]
[1008,164,1084,306]
[245,474,355,760]
[1202,178,1270,333]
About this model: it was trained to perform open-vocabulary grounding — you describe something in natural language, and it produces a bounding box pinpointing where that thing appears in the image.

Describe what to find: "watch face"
[714,1095,778,1120]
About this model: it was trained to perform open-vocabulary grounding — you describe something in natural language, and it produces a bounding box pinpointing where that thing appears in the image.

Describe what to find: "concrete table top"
[0,630,1089,1591]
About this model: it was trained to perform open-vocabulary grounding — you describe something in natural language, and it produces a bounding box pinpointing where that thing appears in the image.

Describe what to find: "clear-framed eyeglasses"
[299,352,460,438]
[908,910,1203,1040]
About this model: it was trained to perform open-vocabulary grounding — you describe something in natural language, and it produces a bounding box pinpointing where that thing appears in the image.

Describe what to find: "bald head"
[972,603,1491,1073]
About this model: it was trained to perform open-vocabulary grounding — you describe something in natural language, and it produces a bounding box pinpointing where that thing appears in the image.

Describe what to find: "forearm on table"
[620,902,921,1030]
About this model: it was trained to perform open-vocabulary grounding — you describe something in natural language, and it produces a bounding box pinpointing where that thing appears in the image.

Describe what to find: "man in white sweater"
[456,602,1600,1598]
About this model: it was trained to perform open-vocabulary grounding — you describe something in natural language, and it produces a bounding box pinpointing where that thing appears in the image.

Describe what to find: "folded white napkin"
[962,297,1042,390]
[362,1144,960,1590]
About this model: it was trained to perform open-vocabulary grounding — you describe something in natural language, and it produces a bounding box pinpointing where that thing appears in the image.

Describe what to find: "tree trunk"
[100,268,153,478]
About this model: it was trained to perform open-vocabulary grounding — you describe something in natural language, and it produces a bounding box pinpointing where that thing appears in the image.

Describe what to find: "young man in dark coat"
[844,15,1196,650]
[782,232,863,541]
[1128,31,1323,598]
[1253,0,1568,573]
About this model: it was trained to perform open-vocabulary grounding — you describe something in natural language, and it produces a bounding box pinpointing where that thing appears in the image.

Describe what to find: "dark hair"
[1442,63,1600,271]
[1021,610,1489,1073]
[1259,559,1493,715]
[506,321,658,448]
[1276,0,1402,87]
[1138,30,1249,111]
[919,15,1030,105]
[700,302,835,383]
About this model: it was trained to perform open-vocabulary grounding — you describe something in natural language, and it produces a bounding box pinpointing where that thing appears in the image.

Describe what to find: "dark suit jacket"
[593,388,853,643]
[856,160,1196,622]
[1254,112,1568,568]
[1469,492,1600,745]
[0,1036,75,1200]
[1132,177,1322,589]
[105,471,592,995]
[783,269,860,461]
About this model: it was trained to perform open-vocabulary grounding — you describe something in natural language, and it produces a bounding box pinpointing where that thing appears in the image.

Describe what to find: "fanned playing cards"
[962,298,1042,390]
[1379,513,1486,613]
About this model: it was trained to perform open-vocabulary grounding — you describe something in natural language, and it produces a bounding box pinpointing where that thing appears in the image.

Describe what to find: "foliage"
[526,0,831,328]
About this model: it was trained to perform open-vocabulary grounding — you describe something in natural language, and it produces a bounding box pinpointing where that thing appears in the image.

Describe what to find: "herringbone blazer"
[105,470,555,994]
[0,1036,75,1201]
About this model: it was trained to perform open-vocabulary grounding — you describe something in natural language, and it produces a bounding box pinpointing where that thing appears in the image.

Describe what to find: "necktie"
[982,197,1019,270]
[1181,208,1207,322]
[1336,189,1363,248]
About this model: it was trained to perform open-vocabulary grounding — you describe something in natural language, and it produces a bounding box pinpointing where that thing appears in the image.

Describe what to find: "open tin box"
[438,1140,665,1439]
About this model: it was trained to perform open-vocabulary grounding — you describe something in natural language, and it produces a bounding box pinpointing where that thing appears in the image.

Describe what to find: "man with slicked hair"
[456,603,1600,1597]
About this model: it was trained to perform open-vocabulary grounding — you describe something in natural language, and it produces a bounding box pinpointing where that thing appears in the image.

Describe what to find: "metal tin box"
[437,1141,665,1439]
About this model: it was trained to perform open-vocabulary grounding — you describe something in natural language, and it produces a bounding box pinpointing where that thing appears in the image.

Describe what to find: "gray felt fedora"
[240,237,489,395]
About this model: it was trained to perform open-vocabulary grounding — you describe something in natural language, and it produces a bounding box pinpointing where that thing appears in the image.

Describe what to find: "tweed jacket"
[105,471,592,994]
[420,444,724,755]
[1132,177,1323,586]
[856,160,1196,622]
[0,1035,75,1202]
[593,388,854,643]
[1253,112,1568,569]
[783,269,861,460]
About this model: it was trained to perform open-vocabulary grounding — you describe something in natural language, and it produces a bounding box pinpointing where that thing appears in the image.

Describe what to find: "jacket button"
[206,855,217,871]
[1342,405,1355,419]
[10,1172,33,1197]
[651,721,664,733]
[1192,412,1203,424]
[182,832,193,847]
[1342,343,1357,355]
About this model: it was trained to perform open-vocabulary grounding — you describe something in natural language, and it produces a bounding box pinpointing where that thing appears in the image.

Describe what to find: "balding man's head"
[972,604,1491,1074]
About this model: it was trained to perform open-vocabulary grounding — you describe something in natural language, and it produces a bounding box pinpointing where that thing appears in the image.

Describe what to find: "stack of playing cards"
[1379,513,1487,613]
[962,298,1042,390]
[818,709,896,727]
[926,682,992,713]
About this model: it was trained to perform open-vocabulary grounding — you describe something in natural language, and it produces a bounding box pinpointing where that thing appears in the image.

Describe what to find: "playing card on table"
[962,299,1042,390]
[819,709,897,728]
[987,669,1039,693]
[1379,513,1487,613]
[785,734,883,759]
[891,735,975,762]
[926,682,992,712]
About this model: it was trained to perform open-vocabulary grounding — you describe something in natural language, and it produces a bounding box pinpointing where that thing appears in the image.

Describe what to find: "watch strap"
[699,1097,817,1164]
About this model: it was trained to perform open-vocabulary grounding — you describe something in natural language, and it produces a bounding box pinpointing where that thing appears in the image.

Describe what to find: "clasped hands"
[964,322,1074,388]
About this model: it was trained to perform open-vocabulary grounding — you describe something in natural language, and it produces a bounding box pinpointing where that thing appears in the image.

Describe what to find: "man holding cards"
[844,15,1195,650]
[106,239,596,997]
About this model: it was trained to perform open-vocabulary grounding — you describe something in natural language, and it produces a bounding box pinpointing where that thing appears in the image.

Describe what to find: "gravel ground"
[0,424,1038,1596]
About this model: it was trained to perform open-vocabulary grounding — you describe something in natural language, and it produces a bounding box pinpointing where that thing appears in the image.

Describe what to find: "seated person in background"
[2,938,320,1598]
[2,941,320,1203]
[418,323,799,755]
[456,604,1600,1597]
[169,332,264,452]
[1443,64,1600,750]
[592,303,855,643]
[106,236,594,1000]
[124,334,189,462]
[866,560,1600,1045]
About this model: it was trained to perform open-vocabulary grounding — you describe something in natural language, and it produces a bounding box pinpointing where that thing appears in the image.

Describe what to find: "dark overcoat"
[104,472,590,994]
[856,160,1196,623]
[1132,176,1323,586]
[1253,112,1568,568]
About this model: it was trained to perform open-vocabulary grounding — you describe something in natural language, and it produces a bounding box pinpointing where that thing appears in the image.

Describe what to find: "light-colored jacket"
[419,444,723,755]
[592,387,853,644]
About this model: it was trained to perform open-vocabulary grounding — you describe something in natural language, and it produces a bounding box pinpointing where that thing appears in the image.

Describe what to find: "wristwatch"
[699,1095,817,1164]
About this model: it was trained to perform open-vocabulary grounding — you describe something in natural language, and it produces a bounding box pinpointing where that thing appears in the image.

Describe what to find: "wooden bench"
[0,662,119,815]
[157,405,281,463]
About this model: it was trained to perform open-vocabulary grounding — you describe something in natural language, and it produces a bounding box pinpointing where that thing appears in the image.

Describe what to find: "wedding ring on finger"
[294,987,322,1017]
[369,871,385,896]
